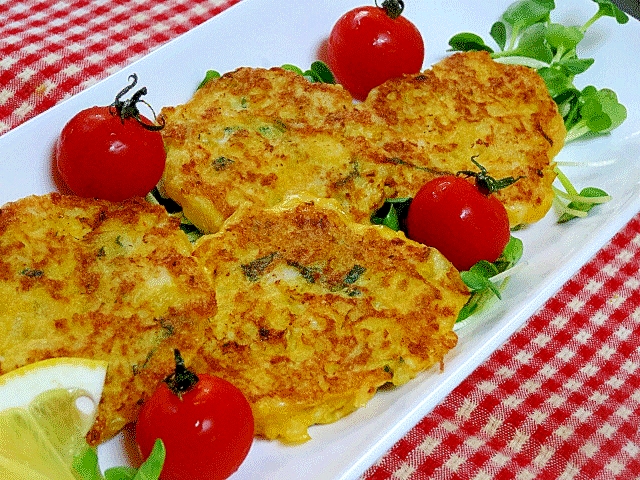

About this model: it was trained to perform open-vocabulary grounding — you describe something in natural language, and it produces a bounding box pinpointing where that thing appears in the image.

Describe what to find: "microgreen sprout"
[552,166,611,223]
[563,86,627,142]
[73,438,165,480]
[457,236,524,322]
[281,61,336,84]
[448,0,628,143]
[197,70,221,90]
[370,197,412,231]
[449,0,627,223]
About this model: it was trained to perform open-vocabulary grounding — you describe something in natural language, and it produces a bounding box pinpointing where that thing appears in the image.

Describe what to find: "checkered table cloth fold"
[3,1,640,478]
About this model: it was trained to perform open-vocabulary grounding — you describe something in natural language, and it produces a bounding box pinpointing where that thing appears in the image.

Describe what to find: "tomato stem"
[376,0,404,19]
[110,74,165,132]
[457,156,524,195]
[164,349,199,397]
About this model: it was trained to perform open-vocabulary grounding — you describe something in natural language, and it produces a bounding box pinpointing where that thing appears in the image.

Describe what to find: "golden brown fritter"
[0,194,217,444]
[191,195,469,443]
[349,51,566,226]
[159,66,381,234]
[0,193,469,445]
[160,52,565,234]
[2,51,566,447]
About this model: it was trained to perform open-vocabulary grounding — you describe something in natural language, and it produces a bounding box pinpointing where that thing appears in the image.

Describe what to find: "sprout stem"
[552,186,611,204]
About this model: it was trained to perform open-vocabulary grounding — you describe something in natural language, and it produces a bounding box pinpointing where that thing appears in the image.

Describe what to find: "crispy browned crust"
[353,51,566,226]
[1,193,468,445]
[160,66,364,234]
[1,52,565,446]
[161,52,565,232]
[0,193,217,444]
[192,195,468,443]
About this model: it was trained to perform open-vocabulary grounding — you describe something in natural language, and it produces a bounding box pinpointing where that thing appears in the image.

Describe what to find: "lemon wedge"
[0,358,108,479]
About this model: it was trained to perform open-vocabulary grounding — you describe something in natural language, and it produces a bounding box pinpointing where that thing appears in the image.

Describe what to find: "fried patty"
[2,51,564,447]
[160,52,565,233]
[0,194,217,444]
[349,51,566,226]
[1,193,468,445]
[191,195,469,443]
[159,66,375,234]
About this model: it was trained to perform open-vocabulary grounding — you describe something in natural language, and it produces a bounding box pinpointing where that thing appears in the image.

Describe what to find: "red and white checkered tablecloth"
[2,1,640,479]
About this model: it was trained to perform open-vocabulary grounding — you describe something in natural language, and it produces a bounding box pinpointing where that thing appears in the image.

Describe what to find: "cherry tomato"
[56,74,165,202]
[327,0,424,100]
[136,351,254,480]
[406,176,511,272]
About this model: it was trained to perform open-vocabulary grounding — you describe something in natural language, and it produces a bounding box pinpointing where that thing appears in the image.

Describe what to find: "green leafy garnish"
[197,70,221,89]
[457,236,524,322]
[448,0,628,142]
[552,166,611,223]
[197,62,335,90]
[145,188,204,243]
[72,445,102,480]
[461,261,502,299]
[448,32,494,53]
[563,86,627,142]
[281,61,336,84]
[370,197,412,232]
[73,439,165,480]
[449,0,625,223]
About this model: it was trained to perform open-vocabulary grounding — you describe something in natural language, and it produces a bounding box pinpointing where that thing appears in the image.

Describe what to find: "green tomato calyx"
[164,349,199,398]
[457,156,524,195]
[377,0,404,20]
[110,73,165,132]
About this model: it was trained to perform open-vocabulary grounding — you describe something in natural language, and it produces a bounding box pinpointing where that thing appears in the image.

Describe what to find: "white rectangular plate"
[1,1,639,478]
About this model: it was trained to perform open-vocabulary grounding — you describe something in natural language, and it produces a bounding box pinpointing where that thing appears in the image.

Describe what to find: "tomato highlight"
[56,74,166,202]
[406,176,511,272]
[135,350,254,480]
[327,0,425,100]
